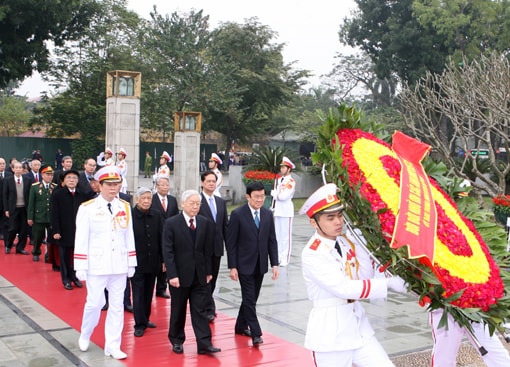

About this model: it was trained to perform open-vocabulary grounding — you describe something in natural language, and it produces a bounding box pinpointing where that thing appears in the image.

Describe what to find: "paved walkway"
[0,174,508,366]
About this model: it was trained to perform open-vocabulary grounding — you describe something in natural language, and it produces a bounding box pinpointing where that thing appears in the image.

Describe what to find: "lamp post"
[105,70,142,195]
[173,111,202,199]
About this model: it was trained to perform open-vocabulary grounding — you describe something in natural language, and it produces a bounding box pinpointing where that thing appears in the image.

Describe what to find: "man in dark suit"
[162,189,221,355]
[199,170,228,322]
[77,158,97,199]
[24,158,42,183]
[0,157,13,242]
[52,155,73,186]
[2,160,32,254]
[152,175,178,298]
[226,181,279,346]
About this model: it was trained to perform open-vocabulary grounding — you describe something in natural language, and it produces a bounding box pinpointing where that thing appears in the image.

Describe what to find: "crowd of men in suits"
[0,153,282,360]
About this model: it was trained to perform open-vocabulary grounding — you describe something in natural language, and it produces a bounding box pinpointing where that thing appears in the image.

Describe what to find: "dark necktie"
[107,202,112,214]
[161,197,166,212]
[334,241,342,257]
[34,174,38,182]
[17,178,20,184]
[189,218,195,230]
[254,211,260,228]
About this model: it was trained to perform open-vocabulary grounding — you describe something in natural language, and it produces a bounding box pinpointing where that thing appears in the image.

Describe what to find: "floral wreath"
[312,105,509,333]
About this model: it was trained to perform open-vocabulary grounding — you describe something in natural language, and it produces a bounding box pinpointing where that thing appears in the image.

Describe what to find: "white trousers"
[275,216,293,265]
[80,274,126,352]
[312,335,394,367]
[430,309,510,367]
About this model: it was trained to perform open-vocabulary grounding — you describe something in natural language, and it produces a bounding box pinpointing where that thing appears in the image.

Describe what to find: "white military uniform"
[157,164,170,178]
[213,167,223,197]
[301,231,394,367]
[74,195,136,354]
[116,159,128,193]
[430,309,510,366]
[272,174,295,266]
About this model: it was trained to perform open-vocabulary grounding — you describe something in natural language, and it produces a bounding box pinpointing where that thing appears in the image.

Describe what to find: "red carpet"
[0,242,312,366]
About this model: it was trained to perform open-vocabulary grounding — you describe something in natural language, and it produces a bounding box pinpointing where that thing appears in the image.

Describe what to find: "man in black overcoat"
[50,169,86,290]
[131,187,163,337]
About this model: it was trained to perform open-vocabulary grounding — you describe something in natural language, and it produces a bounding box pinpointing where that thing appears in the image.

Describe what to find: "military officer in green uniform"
[144,151,153,178]
[27,165,57,262]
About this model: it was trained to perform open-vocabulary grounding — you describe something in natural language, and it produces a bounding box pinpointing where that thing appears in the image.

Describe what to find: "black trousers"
[168,273,211,350]
[205,255,222,316]
[131,271,157,330]
[58,246,75,284]
[155,268,168,294]
[236,272,265,337]
[7,207,28,252]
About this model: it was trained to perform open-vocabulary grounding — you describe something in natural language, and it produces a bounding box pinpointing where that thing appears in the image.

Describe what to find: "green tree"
[0,0,97,87]
[138,8,242,141]
[341,0,510,85]
[340,0,450,84]
[208,18,309,152]
[31,0,142,163]
[0,94,32,136]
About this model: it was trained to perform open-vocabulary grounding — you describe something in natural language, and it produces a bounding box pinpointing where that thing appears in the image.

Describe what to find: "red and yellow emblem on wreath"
[336,128,504,311]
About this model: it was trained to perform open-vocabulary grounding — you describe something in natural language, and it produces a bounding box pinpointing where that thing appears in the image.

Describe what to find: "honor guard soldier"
[116,148,128,194]
[74,165,136,360]
[157,151,171,178]
[271,156,296,266]
[208,153,223,197]
[27,165,56,262]
[299,183,408,367]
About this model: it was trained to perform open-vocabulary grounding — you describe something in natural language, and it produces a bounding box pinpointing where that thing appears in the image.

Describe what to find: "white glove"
[76,270,87,282]
[270,189,276,198]
[387,276,408,293]
[128,267,135,278]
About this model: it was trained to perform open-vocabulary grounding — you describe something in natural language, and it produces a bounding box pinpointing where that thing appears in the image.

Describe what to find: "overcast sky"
[16,0,358,98]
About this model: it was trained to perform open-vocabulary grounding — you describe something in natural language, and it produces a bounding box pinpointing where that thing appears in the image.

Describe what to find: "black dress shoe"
[64,283,73,290]
[124,304,133,313]
[235,328,251,337]
[156,292,170,299]
[147,321,156,328]
[208,314,215,323]
[172,344,183,354]
[252,336,263,346]
[16,250,29,255]
[5,247,10,254]
[101,303,109,311]
[52,265,60,271]
[73,279,83,288]
[134,329,144,337]
[197,345,221,355]
[33,255,39,262]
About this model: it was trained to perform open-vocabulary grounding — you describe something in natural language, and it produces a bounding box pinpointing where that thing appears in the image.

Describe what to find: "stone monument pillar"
[105,70,141,194]
[173,111,202,199]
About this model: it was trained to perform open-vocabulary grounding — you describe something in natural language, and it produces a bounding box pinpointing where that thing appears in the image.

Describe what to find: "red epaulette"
[309,238,321,251]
